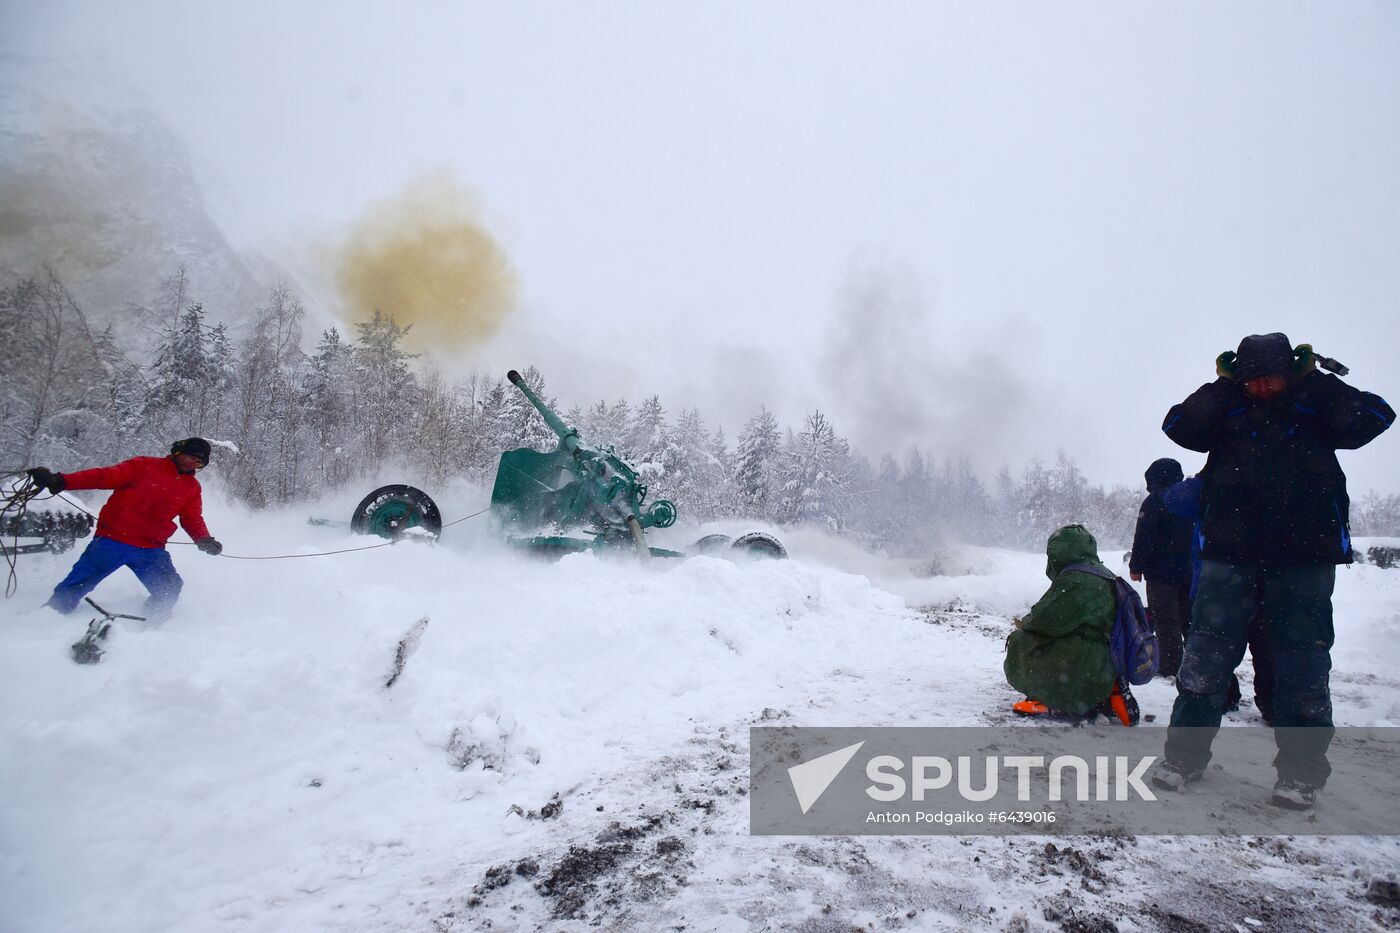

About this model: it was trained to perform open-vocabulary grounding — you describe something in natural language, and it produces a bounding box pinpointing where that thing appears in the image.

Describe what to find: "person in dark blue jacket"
[1152,333,1394,811]
[1162,474,1273,722]
[1129,458,1194,676]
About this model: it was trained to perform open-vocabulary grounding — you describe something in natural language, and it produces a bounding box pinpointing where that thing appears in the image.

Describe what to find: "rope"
[196,540,397,560]
[3,474,493,583]
[0,473,44,598]
[4,449,502,601]
[441,506,492,529]
[166,504,495,561]
[56,491,98,518]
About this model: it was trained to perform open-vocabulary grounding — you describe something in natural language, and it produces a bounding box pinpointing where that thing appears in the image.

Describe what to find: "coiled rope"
[0,473,44,597]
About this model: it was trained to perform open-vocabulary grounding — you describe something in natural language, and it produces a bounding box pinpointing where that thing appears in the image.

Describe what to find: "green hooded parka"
[1004,524,1118,715]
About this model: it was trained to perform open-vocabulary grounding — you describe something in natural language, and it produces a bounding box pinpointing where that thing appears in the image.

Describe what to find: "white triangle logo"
[788,741,865,814]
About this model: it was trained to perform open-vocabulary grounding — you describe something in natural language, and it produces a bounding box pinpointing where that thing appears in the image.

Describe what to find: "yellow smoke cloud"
[335,172,517,351]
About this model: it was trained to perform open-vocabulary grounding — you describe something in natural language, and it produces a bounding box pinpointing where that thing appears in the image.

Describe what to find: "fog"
[3,1,1397,490]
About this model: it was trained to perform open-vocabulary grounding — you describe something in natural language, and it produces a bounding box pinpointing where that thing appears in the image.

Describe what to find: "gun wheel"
[351,485,443,541]
[730,532,787,559]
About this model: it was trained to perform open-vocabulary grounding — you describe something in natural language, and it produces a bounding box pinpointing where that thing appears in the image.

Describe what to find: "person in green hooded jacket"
[1005,524,1138,723]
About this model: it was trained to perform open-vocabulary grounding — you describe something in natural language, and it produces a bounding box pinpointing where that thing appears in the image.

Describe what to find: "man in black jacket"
[1152,333,1394,810]
[1129,457,1194,676]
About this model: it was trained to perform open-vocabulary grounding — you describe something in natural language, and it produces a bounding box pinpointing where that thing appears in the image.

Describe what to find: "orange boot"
[1105,678,1140,726]
[1013,698,1049,716]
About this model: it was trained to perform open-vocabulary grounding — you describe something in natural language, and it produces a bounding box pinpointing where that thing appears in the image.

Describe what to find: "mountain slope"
[0,55,268,329]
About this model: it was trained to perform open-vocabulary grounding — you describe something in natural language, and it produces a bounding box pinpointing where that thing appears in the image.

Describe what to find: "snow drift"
[3,508,1399,931]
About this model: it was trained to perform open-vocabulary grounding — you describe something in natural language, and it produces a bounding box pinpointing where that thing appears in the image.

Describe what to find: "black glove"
[196,537,223,556]
[26,468,64,494]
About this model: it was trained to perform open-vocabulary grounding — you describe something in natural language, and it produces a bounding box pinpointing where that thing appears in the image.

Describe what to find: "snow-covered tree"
[666,408,719,519]
[409,368,478,486]
[351,310,419,469]
[704,425,736,519]
[936,455,996,546]
[304,327,356,487]
[147,301,221,438]
[90,324,150,463]
[1354,491,1400,537]
[482,365,556,455]
[774,410,856,531]
[734,406,781,520]
[204,321,235,438]
[0,272,108,466]
[562,404,585,436]
[863,453,905,549]
[898,448,936,551]
[1048,450,1089,531]
[577,399,630,450]
[624,395,674,490]
[226,285,309,505]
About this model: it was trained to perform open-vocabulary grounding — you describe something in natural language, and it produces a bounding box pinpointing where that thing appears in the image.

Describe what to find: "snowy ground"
[3,488,1400,932]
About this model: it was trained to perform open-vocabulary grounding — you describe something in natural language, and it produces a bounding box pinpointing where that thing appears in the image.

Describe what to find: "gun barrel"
[507,370,578,452]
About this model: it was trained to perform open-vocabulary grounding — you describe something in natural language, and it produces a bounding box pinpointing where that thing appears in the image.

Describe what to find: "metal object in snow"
[1,510,94,556]
[71,597,145,665]
[337,370,786,562]
[489,369,682,558]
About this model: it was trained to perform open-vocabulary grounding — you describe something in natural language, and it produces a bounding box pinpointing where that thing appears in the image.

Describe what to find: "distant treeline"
[5,269,1398,550]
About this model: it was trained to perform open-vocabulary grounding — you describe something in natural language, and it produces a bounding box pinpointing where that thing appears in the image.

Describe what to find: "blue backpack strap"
[1061,561,1116,582]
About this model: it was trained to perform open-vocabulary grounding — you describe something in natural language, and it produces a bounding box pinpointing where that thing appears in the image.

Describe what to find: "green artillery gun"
[343,370,786,560]
[490,369,681,558]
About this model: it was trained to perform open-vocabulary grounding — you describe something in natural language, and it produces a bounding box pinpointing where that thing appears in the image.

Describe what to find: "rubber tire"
[730,532,787,559]
[351,485,443,540]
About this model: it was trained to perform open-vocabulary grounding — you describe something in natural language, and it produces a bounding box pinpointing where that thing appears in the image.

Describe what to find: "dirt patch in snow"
[435,720,1400,933]
[457,811,695,925]
[918,602,1013,640]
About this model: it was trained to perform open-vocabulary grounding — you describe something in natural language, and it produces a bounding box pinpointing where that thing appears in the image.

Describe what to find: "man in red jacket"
[27,438,223,620]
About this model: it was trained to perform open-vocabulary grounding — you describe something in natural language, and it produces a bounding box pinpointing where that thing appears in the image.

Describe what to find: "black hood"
[1234,333,1294,380]
[1144,457,1184,493]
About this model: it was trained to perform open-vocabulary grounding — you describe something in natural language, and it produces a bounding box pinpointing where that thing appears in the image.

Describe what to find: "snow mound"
[3,509,1400,930]
[0,516,916,932]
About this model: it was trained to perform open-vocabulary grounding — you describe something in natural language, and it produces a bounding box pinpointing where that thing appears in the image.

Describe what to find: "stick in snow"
[385,616,429,688]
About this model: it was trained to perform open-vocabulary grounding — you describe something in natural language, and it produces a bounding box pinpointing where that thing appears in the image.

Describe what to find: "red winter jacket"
[62,456,211,549]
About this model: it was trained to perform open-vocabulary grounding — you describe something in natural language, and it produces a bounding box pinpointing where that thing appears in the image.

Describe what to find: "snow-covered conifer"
[734,406,781,521]
[624,395,673,490]
[486,365,557,454]
[304,327,356,487]
[774,410,856,531]
[351,310,420,470]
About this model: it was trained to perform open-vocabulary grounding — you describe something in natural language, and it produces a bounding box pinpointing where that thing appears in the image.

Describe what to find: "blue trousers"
[1165,560,1335,787]
[47,536,183,619]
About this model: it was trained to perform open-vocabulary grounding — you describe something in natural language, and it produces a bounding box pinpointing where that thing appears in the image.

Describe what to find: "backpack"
[1063,562,1160,685]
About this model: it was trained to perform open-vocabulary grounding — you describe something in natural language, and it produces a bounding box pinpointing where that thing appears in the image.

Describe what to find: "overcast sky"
[5,1,1398,491]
